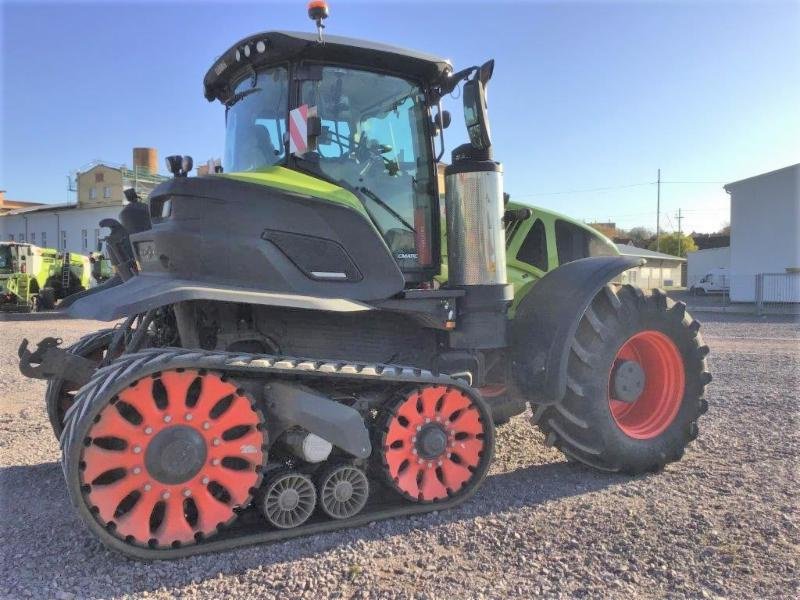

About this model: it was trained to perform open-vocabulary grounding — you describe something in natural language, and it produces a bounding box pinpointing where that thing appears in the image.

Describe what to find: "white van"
[690,267,729,295]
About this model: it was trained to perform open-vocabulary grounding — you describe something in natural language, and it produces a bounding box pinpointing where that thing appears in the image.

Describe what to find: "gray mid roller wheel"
[45,328,115,440]
[316,463,369,520]
[260,471,317,529]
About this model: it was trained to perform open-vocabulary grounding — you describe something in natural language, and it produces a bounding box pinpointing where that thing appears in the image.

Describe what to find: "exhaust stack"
[445,160,507,286]
[444,148,512,349]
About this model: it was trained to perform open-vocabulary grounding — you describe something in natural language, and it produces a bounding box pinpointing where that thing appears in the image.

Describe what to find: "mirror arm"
[435,100,446,162]
[442,66,477,95]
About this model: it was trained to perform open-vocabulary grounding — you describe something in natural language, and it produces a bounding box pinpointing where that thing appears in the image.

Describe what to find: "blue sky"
[2,0,798,233]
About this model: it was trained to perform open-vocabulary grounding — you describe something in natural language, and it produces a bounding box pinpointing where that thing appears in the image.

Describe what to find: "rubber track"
[60,348,494,560]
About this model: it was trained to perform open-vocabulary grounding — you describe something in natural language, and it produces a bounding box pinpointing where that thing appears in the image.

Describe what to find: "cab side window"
[517,219,549,271]
[554,219,615,264]
[555,219,590,265]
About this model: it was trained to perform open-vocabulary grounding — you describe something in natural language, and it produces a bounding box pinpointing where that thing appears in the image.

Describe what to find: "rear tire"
[532,285,711,474]
[39,287,57,310]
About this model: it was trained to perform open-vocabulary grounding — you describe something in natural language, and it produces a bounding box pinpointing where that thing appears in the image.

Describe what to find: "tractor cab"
[203,31,465,282]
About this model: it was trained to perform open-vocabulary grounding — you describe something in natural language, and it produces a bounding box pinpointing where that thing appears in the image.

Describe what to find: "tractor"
[0,242,93,312]
[18,4,710,560]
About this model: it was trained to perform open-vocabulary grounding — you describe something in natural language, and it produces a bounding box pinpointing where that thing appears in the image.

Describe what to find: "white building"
[0,150,167,255]
[687,246,731,288]
[725,164,800,302]
[615,244,686,288]
[0,202,124,254]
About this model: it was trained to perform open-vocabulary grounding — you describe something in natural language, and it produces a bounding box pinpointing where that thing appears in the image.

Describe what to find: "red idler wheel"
[380,385,491,502]
[608,330,686,439]
[80,369,265,548]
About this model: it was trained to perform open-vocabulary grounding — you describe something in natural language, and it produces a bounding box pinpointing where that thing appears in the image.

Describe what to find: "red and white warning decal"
[289,104,309,155]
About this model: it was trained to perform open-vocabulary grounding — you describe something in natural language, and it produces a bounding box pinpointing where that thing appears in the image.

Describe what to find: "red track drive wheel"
[79,370,265,548]
[380,385,491,502]
[608,330,686,439]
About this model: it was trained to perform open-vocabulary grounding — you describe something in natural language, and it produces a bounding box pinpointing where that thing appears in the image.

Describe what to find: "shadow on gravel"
[0,458,625,595]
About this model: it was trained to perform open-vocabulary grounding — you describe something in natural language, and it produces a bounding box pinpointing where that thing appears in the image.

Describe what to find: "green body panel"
[221,166,368,217]
[5,273,34,303]
[67,253,92,290]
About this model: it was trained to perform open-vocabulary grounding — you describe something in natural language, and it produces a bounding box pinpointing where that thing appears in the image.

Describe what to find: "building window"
[94,228,100,249]
[41,232,47,247]
[95,172,104,183]
[89,187,97,200]
[103,186,112,199]
[517,219,549,272]
[60,230,67,250]
[81,229,88,250]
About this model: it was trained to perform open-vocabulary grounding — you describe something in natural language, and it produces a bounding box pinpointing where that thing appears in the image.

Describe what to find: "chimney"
[132,147,158,176]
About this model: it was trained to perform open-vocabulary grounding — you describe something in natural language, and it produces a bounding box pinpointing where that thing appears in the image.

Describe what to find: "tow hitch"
[18,337,96,386]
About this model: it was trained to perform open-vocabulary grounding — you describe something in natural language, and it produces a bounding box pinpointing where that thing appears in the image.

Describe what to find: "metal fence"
[683,272,800,315]
[756,272,800,314]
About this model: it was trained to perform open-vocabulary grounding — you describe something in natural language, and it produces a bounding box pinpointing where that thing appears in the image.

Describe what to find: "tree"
[648,232,698,258]
[588,223,618,239]
[626,226,654,248]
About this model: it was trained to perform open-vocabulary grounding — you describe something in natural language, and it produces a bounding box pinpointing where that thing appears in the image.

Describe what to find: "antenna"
[307,0,330,43]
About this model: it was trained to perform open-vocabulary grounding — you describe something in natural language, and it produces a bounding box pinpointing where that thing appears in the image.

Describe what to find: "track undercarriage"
[57,345,494,560]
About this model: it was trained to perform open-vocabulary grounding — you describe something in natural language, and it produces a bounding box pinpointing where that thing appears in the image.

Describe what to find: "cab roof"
[203,30,453,103]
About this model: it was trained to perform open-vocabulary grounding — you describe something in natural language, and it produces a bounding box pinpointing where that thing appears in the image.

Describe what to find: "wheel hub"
[608,330,686,439]
[611,360,646,403]
[277,488,300,511]
[144,425,207,484]
[332,480,354,502]
[416,423,448,459]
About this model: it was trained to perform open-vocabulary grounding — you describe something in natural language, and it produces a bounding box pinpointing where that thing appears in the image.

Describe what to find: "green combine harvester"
[18,2,710,560]
[0,242,108,312]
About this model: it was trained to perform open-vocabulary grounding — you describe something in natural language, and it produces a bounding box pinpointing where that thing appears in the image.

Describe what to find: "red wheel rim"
[383,386,486,501]
[608,330,685,439]
[80,370,265,547]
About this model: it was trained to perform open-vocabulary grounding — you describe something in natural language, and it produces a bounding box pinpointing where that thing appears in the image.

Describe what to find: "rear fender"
[510,256,643,405]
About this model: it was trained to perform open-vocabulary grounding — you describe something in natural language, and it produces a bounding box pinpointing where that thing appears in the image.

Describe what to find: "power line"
[660,180,728,184]
[515,178,729,198]
[515,182,653,197]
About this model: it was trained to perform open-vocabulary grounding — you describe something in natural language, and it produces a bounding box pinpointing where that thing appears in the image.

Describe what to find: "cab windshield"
[223,67,289,173]
[301,67,435,268]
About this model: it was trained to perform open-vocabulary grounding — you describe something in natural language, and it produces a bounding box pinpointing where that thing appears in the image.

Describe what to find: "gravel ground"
[0,313,798,599]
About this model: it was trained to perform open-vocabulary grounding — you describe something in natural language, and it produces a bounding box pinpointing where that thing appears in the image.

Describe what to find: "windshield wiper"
[358,187,416,233]
[225,87,262,108]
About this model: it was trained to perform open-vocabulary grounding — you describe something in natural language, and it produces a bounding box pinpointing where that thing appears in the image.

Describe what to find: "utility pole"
[656,168,661,253]
[676,208,684,256]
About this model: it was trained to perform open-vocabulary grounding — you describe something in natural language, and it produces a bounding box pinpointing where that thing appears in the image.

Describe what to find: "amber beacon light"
[308,0,330,42]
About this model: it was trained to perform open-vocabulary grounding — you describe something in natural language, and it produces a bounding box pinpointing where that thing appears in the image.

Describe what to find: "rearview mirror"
[463,78,491,150]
